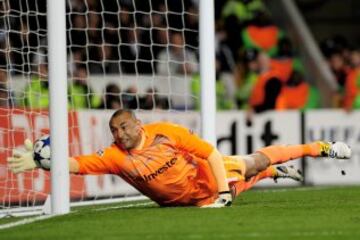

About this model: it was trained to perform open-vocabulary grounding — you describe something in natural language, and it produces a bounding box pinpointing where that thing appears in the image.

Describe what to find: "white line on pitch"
[0,214,55,230]
[184,230,355,239]
[255,186,334,193]
[93,201,155,211]
[0,201,154,230]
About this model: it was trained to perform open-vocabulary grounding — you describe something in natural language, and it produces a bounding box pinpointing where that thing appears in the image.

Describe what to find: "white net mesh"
[65,0,199,111]
[0,0,200,216]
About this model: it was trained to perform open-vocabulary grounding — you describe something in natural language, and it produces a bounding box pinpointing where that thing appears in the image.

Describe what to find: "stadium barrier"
[8,74,235,110]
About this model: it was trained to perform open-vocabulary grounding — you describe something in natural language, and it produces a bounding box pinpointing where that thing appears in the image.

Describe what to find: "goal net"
[0,0,200,217]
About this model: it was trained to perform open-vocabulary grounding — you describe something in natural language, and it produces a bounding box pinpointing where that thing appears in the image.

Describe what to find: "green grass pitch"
[1,186,360,240]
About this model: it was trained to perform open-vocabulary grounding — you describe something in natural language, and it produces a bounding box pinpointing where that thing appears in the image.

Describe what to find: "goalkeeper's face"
[109,113,142,150]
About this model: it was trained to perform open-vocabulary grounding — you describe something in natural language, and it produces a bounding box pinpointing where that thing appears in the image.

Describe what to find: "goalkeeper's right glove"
[7,139,38,174]
[201,191,233,208]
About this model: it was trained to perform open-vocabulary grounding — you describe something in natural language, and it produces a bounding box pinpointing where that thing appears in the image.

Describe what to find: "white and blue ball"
[33,135,51,170]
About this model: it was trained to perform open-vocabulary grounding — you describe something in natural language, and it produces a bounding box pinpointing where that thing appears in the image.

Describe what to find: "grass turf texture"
[1,186,360,240]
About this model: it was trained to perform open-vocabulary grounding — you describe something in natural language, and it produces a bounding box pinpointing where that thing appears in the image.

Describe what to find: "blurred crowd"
[0,0,359,112]
[320,36,360,111]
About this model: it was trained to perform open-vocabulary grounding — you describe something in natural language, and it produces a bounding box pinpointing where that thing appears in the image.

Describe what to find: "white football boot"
[318,141,352,159]
[273,165,303,183]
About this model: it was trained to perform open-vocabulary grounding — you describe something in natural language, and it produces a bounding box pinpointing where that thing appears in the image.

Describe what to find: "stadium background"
[1,0,359,111]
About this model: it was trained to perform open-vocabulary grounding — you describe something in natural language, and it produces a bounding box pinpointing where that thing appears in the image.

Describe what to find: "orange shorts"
[223,156,246,183]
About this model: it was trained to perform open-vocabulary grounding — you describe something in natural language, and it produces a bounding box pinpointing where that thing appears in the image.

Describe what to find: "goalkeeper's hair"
[110,109,137,121]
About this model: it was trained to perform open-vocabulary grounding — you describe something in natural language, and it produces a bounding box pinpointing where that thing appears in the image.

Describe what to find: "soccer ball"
[33,135,51,170]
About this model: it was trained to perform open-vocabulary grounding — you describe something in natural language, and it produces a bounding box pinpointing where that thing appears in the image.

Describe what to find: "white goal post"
[0,0,216,217]
[47,0,70,215]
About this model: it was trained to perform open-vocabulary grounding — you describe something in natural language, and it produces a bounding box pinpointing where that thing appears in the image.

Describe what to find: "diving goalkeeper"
[7,109,352,207]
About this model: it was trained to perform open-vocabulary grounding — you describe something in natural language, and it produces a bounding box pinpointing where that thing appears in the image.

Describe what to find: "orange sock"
[257,166,277,179]
[231,166,277,196]
[257,142,321,164]
[243,166,276,191]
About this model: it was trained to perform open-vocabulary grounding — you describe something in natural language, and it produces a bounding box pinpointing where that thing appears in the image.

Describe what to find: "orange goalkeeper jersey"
[74,122,218,206]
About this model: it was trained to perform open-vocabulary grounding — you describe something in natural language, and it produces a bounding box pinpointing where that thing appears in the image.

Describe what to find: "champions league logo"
[96,149,104,157]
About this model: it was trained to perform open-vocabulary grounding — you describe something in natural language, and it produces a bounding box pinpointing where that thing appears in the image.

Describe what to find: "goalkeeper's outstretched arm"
[7,139,80,174]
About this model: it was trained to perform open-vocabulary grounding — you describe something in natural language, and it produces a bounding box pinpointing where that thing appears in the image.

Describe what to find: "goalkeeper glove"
[7,139,38,174]
[201,191,232,208]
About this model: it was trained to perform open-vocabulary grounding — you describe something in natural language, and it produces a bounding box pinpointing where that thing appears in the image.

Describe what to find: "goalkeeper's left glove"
[7,139,38,174]
[201,191,232,208]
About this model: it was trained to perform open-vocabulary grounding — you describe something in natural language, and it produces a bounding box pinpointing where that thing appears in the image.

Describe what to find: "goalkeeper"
[7,109,351,208]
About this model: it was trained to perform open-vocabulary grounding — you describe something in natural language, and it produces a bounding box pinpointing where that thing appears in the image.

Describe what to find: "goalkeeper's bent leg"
[230,166,277,197]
